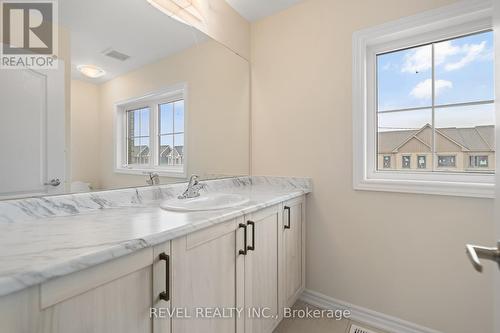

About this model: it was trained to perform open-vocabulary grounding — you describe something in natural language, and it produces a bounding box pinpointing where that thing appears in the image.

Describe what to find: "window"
[353,1,495,197]
[377,30,494,173]
[383,155,391,168]
[417,155,426,169]
[159,100,185,167]
[437,155,456,168]
[402,156,411,169]
[127,107,151,166]
[115,85,187,178]
[470,155,489,168]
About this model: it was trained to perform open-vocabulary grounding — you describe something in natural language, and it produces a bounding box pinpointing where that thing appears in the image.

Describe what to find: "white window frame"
[114,83,188,178]
[352,0,495,198]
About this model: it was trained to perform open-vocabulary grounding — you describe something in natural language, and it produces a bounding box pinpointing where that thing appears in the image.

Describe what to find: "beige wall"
[98,39,250,190]
[250,1,495,332]
[70,79,101,189]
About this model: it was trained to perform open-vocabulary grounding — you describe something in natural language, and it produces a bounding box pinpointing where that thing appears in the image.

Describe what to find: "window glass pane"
[434,31,494,105]
[377,109,432,170]
[174,134,184,166]
[470,155,489,168]
[174,100,184,133]
[159,134,174,166]
[128,111,136,137]
[383,156,391,168]
[417,155,426,169]
[127,107,149,137]
[128,136,150,165]
[402,155,411,168]
[140,108,149,136]
[159,103,174,134]
[377,45,432,111]
[434,103,494,173]
[158,134,184,167]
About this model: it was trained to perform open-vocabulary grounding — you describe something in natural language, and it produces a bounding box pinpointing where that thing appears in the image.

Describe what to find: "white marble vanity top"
[0,176,311,297]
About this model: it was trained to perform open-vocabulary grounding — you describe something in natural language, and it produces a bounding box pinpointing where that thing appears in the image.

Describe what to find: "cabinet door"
[171,217,245,333]
[40,266,153,333]
[244,205,281,333]
[282,197,305,308]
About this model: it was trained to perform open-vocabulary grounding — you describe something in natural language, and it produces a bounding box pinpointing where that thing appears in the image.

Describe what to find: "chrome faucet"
[178,175,206,199]
[146,172,160,186]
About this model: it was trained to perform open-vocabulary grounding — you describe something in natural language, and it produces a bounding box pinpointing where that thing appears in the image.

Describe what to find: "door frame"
[494,1,500,332]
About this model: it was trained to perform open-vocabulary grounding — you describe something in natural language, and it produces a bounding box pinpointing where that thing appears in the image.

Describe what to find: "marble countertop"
[0,176,311,297]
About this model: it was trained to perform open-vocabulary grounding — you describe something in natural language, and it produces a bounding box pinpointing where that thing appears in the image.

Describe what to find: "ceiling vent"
[103,49,130,61]
[349,324,377,333]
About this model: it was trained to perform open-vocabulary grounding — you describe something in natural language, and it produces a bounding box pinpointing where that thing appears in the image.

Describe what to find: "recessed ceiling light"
[77,65,106,79]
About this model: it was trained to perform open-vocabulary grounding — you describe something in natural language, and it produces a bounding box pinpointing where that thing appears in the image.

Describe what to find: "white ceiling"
[225,0,303,22]
[60,0,208,83]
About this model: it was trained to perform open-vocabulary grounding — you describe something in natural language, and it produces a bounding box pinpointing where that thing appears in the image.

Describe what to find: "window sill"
[354,176,494,198]
[114,167,187,179]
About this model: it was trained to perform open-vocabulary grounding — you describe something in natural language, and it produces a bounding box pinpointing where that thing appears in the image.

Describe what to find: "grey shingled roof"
[378,125,494,153]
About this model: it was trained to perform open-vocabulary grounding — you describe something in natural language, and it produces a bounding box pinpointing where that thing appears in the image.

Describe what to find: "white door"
[469,4,500,333]
[0,65,65,198]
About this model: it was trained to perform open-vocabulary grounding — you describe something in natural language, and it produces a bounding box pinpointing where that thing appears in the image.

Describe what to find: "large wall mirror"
[0,0,250,199]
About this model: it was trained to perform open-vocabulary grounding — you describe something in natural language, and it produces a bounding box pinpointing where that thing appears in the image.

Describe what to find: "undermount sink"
[160,193,250,212]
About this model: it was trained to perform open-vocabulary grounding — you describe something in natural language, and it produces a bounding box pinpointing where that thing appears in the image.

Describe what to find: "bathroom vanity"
[0,176,310,333]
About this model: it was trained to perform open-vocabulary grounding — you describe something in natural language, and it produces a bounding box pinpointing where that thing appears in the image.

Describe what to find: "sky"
[377,30,494,132]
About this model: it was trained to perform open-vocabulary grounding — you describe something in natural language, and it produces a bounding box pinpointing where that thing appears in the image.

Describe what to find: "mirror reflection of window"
[127,107,151,166]
[118,89,187,177]
[159,100,185,167]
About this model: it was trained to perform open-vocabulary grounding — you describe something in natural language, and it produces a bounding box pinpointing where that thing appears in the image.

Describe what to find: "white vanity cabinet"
[0,194,307,333]
[170,204,283,333]
[170,197,306,333]
[0,242,172,333]
[281,196,306,308]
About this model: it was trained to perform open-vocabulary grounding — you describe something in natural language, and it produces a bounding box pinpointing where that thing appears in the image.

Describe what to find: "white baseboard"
[300,289,443,333]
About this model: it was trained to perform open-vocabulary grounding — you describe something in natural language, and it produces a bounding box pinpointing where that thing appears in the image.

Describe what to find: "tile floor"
[273,301,386,333]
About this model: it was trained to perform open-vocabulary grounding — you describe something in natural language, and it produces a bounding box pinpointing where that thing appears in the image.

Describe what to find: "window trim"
[114,83,188,178]
[352,0,494,198]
